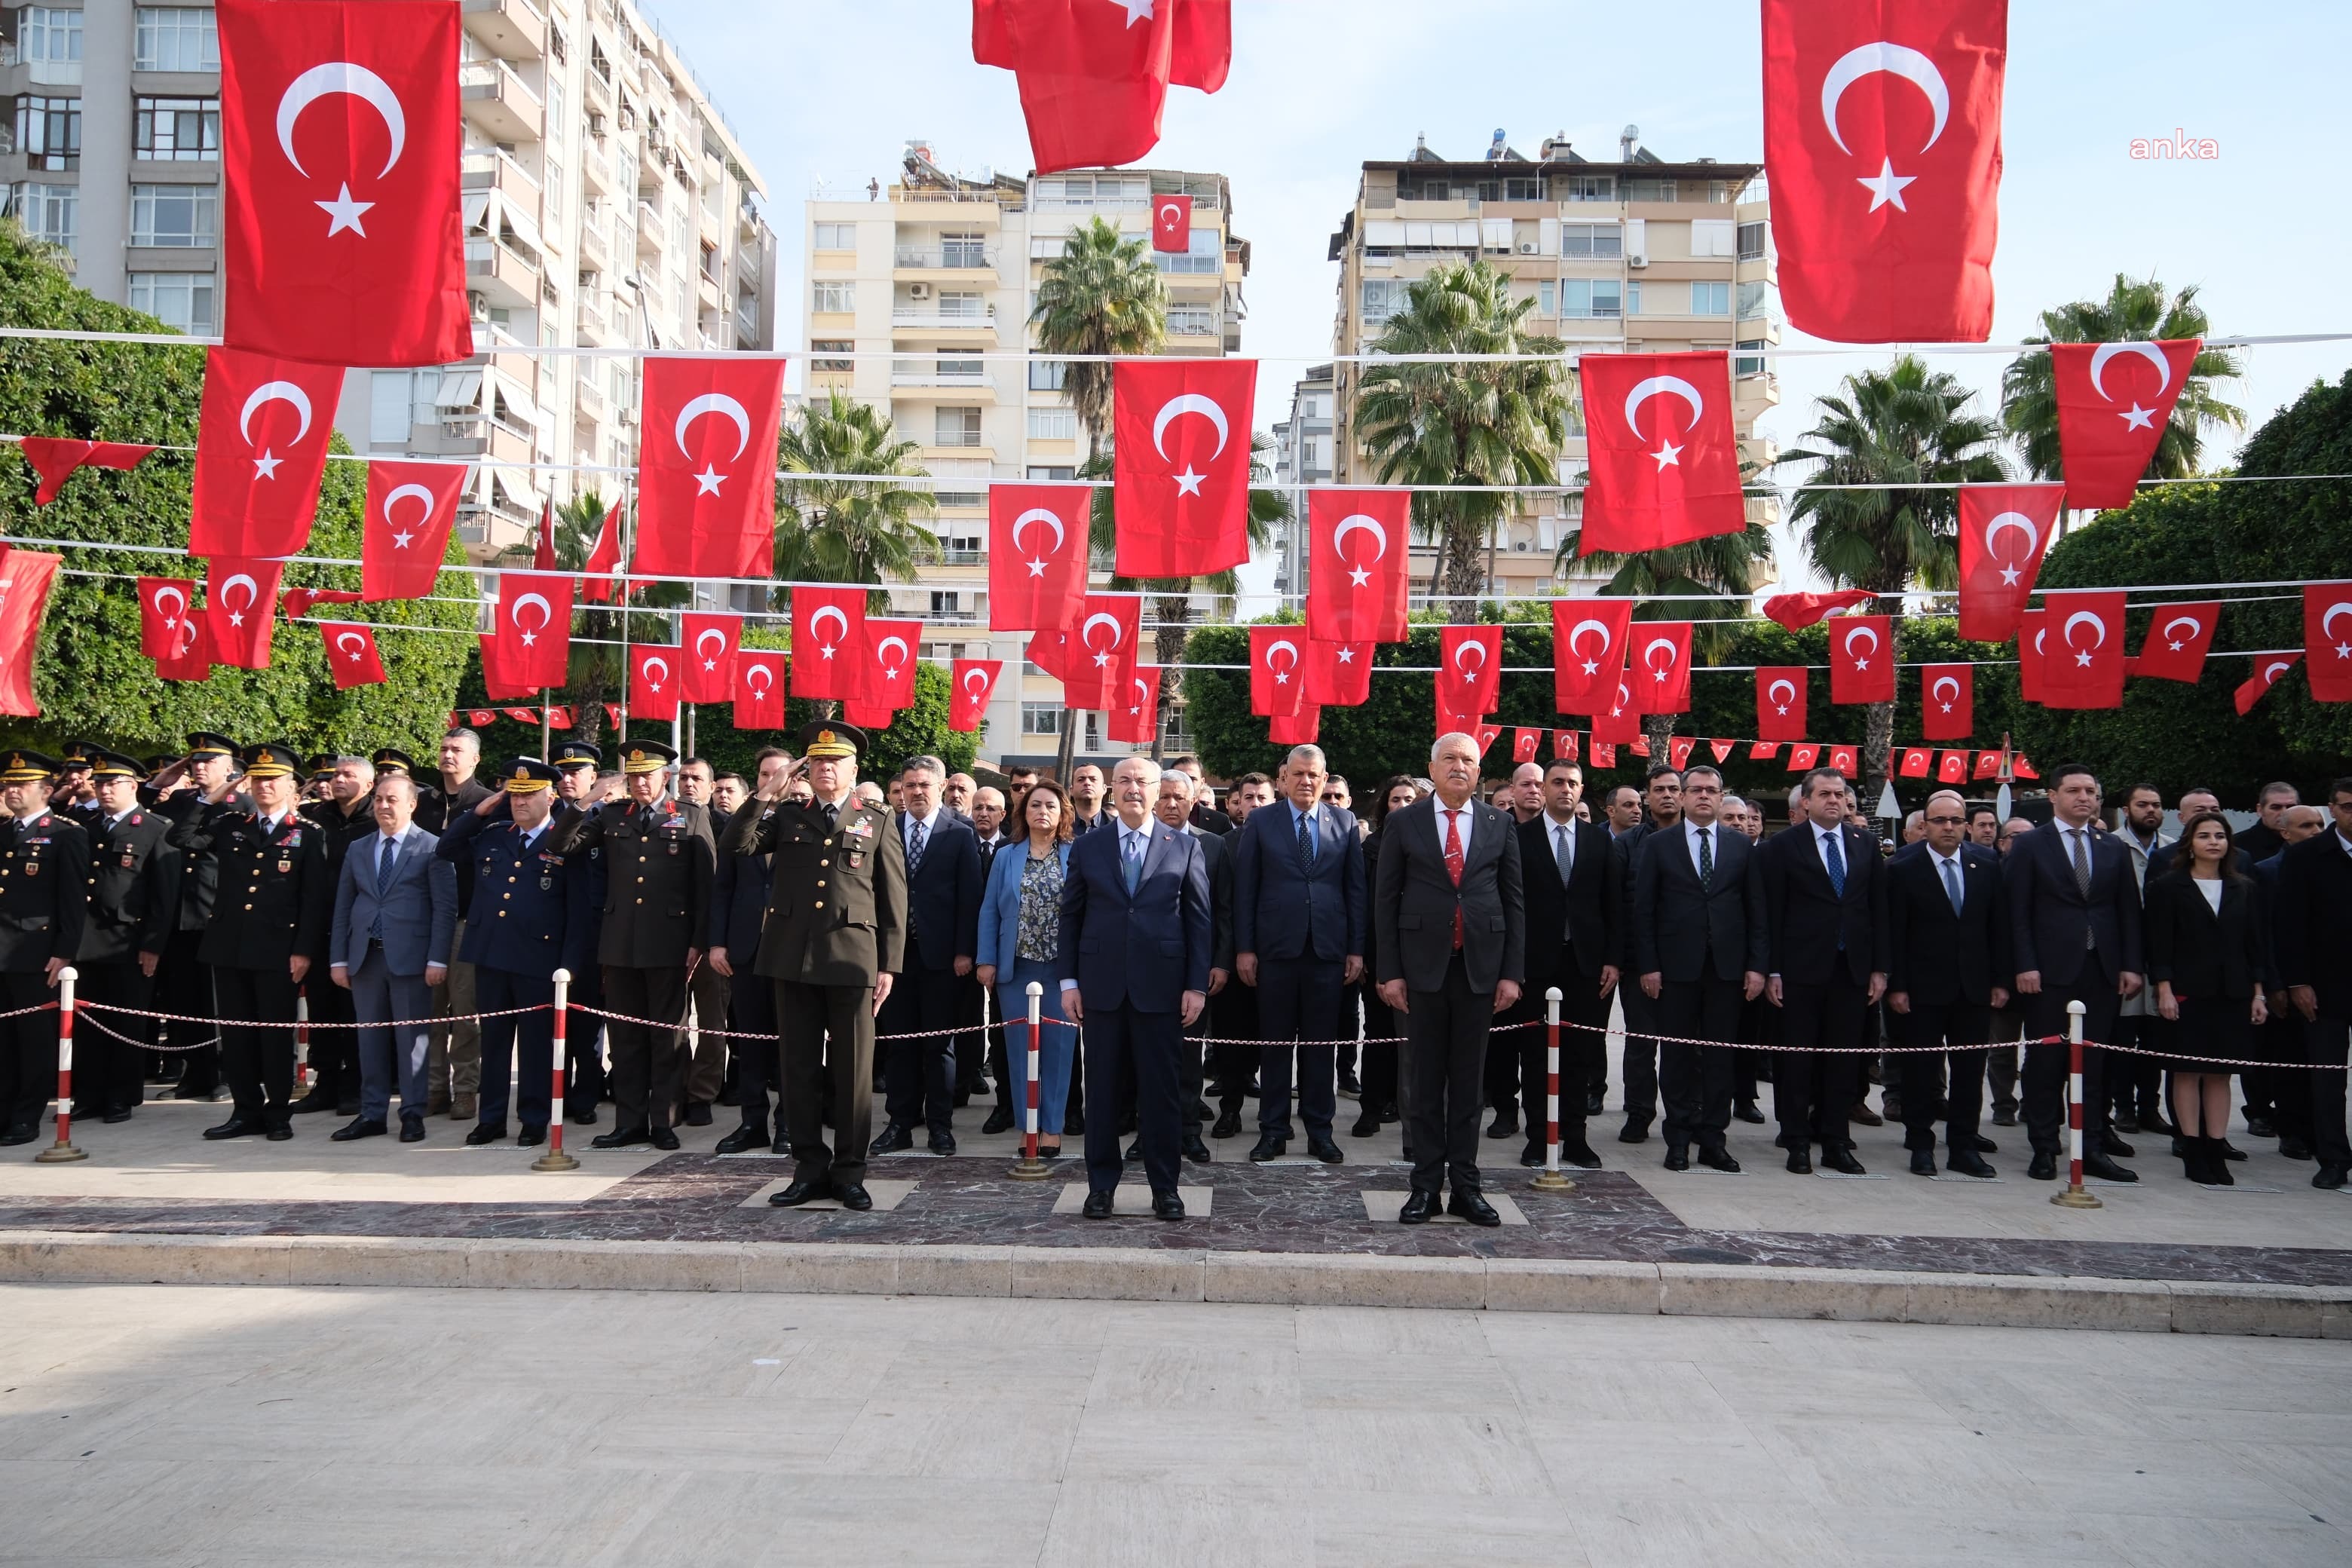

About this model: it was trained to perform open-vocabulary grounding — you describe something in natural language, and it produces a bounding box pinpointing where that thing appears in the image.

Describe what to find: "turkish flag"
[2237,654,2301,715]
[1113,359,1256,577]
[1589,672,1641,746]
[2307,584,2352,700]
[361,459,465,601]
[789,585,865,701]
[733,648,788,730]
[2018,608,2047,705]
[2133,600,2219,684]
[635,357,786,581]
[1665,736,1695,771]
[1972,749,2001,781]
[1554,730,1579,763]
[681,613,741,704]
[502,707,539,725]
[1306,639,1373,707]
[1760,0,2007,342]
[206,558,283,670]
[948,658,1001,733]
[1750,742,1781,761]
[840,697,895,732]
[1956,482,2062,640]
[1436,626,1501,717]
[476,634,532,701]
[1710,740,1735,764]
[1270,704,1321,747]
[2050,339,2201,508]
[988,484,1089,632]
[1152,193,1190,253]
[189,348,343,558]
[216,0,467,366]
[1761,590,1873,631]
[1937,750,1970,784]
[974,0,1225,174]
[1249,626,1307,718]
[280,586,360,620]
[629,645,682,722]
[2040,590,2127,709]
[137,577,198,658]
[1307,489,1410,645]
[1576,351,1746,555]
[0,550,59,714]
[155,610,213,683]
[1830,614,1895,705]
[856,618,925,712]
[1629,622,1694,715]
[1109,665,1162,744]
[1062,593,1140,709]
[545,706,573,730]
[1590,740,1618,770]
[1829,746,1860,780]
[1920,663,1974,740]
[1787,743,1823,773]
[1511,728,1542,764]
[315,620,384,688]
[1756,666,1809,741]
[1553,599,1634,713]
[1898,746,1932,779]
[580,500,625,604]
[1171,0,1232,91]
[17,438,155,504]
[600,703,623,729]
[492,571,572,690]
[531,499,557,572]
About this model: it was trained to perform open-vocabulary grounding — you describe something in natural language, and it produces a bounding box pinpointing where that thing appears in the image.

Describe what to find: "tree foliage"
[1028,216,1167,455]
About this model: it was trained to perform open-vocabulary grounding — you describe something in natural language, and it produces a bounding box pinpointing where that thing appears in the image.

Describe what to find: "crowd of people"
[0,724,2343,1222]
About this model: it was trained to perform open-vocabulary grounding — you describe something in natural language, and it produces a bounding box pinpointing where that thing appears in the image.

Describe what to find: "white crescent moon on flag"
[2063,611,2108,650]
[961,668,991,697]
[151,583,187,619]
[2322,602,2352,639]
[1081,611,1125,651]
[276,62,407,179]
[1768,677,1796,706]
[877,635,910,668]
[1643,636,1679,672]
[1011,507,1065,554]
[745,661,775,695]
[674,393,752,461]
[808,605,849,643]
[220,573,259,610]
[1843,625,1879,656]
[1820,41,1952,155]
[176,617,201,657]
[2089,341,2173,402]
[1983,512,2038,562]
[336,631,366,658]
[1265,639,1299,670]
[2035,627,2047,655]
[1132,675,1152,705]
[1151,394,1230,461]
[1932,675,1960,703]
[1331,514,1387,564]
[1622,376,1705,442]
[510,592,552,631]
[640,656,668,688]
[1566,618,1613,657]
[2264,660,2293,683]
[240,381,314,447]
[2162,614,2203,643]
[696,628,729,660]
[1453,639,1487,672]
[382,482,436,530]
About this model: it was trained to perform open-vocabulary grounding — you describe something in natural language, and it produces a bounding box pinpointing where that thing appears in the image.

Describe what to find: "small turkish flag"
[1590,740,1618,770]
[580,499,625,604]
[1830,614,1895,705]
[137,577,197,658]
[789,585,865,701]
[2040,590,2127,709]
[1668,736,1696,770]
[492,571,572,691]
[205,558,283,670]
[1972,749,2001,781]
[155,610,213,683]
[1787,743,1823,773]
[502,708,540,725]
[361,459,466,601]
[217,0,468,366]
[1435,701,1480,742]
[2050,339,2201,508]
[1554,730,1579,763]
[1064,593,1141,709]
[1113,359,1256,577]
[681,613,741,704]
[1760,0,2007,342]
[1921,663,1974,740]
[280,586,360,620]
[948,658,1001,733]
[1109,665,1162,745]
[600,703,623,729]
[189,348,343,558]
[1512,728,1542,764]
[1898,746,1932,779]
[1710,740,1735,764]
[1576,351,1746,555]
[2014,755,2039,781]
[2236,654,2301,715]
[1756,666,1808,741]
[1828,745,1860,779]
[1553,599,1634,714]
[1590,672,1641,746]
[1956,483,2062,640]
[1937,750,1970,784]
[629,645,682,722]
[1152,193,1190,253]
[1629,622,1694,715]
[857,619,925,712]
[987,484,1089,632]
[545,706,573,730]
[316,620,384,688]
[1250,626,1307,718]
[2018,608,2047,705]
[1307,489,1410,645]
[733,648,788,730]
[1306,639,1372,707]
[1750,741,1781,761]
[532,499,558,573]
[1436,626,1502,718]
[1474,723,1502,756]
[2133,600,2219,684]
[1270,703,1321,747]
[1761,590,1874,632]
[2303,583,2352,701]
[635,357,786,580]
[17,437,155,504]
[0,550,60,715]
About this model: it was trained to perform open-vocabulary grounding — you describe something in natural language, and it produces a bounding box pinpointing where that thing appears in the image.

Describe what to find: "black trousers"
[602,963,688,1133]
[74,959,154,1117]
[1986,1002,2024,1113]
[303,971,359,1106]
[1772,973,1869,1150]
[1657,976,1741,1153]
[475,968,556,1130]
[2023,976,2121,1157]
[1615,983,1662,1124]
[726,967,780,1134]
[880,956,962,1136]
[1894,1000,1990,1153]
[2304,1020,2350,1170]
[1254,955,1343,1138]
[954,970,988,1095]
[0,969,58,1132]
[214,964,301,1125]
[1212,980,1259,1112]
[565,960,609,1110]
[1083,1001,1182,1195]
[776,978,874,1189]
[1505,972,1612,1142]
[1359,982,1399,1115]
[1403,954,1493,1196]
[158,929,219,1090]
[2106,1015,2161,1120]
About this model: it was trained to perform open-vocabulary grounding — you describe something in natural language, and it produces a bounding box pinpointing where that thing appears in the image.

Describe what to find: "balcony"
[580,142,612,196]
[464,233,540,311]
[890,367,994,402]
[463,0,547,60]
[636,201,664,258]
[461,148,541,215]
[891,306,997,338]
[577,221,608,271]
[574,375,606,424]
[428,415,536,466]
[460,60,544,144]
[894,246,996,274]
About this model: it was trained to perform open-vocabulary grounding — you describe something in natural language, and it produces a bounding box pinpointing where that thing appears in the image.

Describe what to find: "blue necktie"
[1822,829,1845,897]
[372,835,396,941]
[1942,856,1965,914]
[1297,807,1313,871]
[1123,830,1143,893]
[906,816,927,877]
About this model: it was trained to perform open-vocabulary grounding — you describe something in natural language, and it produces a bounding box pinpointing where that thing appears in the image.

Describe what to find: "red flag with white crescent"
[1829,614,1895,705]
[1152,192,1190,253]
[2018,608,2047,705]
[1554,730,1579,763]
[1590,740,1618,770]
[1306,639,1372,707]
[1710,740,1735,763]
[1955,482,2061,640]
[732,648,788,730]
[1971,749,2001,781]
[492,571,573,690]
[1474,722,1502,755]
[2050,339,2201,508]
[948,657,1001,733]
[974,0,1227,174]
[280,586,360,620]
[1828,745,1860,779]
[1667,736,1696,770]
[1249,626,1307,718]
[1269,703,1321,747]
[503,708,539,725]
[1576,351,1746,555]
[1756,666,1808,742]
[138,577,197,659]
[629,644,682,722]
[1063,592,1140,709]
[1552,599,1634,714]
[155,610,213,683]
[634,357,786,580]
[681,612,741,705]
[1787,743,1823,773]
[1307,489,1410,644]
[1512,728,1542,764]
[1629,622,1693,715]
[580,499,625,604]
[1937,749,1969,783]
[1750,742,1781,761]
[316,620,384,688]
[205,557,283,670]
[478,634,531,702]
[361,458,465,601]
[545,706,573,730]
[1897,746,1932,779]
[1920,663,1974,740]
[0,550,60,715]
[1113,359,1256,577]
[1590,671,1641,746]
[2133,600,2219,684]
[789,585,865,700]
[17,438,155,504]
[2236,654,2301,715]
[1108,665,1162,745]
[2040,590,2126,709]
[189,348,343,558]
[1436,625,1501,718]
[1761,590,1874,631]
[856,618,925,712]
[2303,583,2352,702]
[987,483,1089,632]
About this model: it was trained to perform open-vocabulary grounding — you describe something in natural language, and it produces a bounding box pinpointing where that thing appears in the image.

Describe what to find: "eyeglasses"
[1925,814,1966,826]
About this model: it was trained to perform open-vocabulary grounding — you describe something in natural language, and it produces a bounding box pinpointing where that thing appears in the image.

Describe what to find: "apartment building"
[1327,128,1780,604]
[1,0,779,562]
[1267,363,1334,598]
[802,142,1249,764]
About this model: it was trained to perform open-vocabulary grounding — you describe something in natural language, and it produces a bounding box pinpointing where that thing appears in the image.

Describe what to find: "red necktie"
[1444,807,1465,949]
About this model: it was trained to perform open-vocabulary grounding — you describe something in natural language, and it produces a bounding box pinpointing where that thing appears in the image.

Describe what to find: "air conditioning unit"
[587,112,606,137]
[1628,256,1649,268]
[617,406,637,427]
[1517,242,1538,255]
[908,281,932,300]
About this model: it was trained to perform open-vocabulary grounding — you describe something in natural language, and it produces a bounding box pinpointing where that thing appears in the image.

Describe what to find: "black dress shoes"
[1210,1107,1242,1139]
[101,1108,135,1124]
[330,1116,386,1142]
[1398,1189,1437,1224]
[568,1104,599,1125]
[981,1104,1015,1135]
[289,1091,337,1115]
[265,1121,294,1141]
[1662,1146,1692,1172]
[1618,1117,1650,1145]
[768,1176,825,1208]
[1585,1089,1605,1117]
[1991,1106,2018,1127]
[1351,1110,1381,1138]
[2082,1151,2137,1183]
[1909,1148,1938,1177]
[1945,1150,1997,1178]
[465,1123,507,1147]
[1182,1135,1212,1164]
[1733,1100,1767,1125]
[1819,1147,1867,1175]
[683,1102,713,1128]
[397,1116,426,1143]
[1560,1139,1603,1169]
[1124,1139,1144,1162]
[203,1115,261,1141]
[1447,1189,1502,1227]
[517,1126,545,1147]
[1970,1132,1998,1153]
[648,1125,681,1151]
[1064,1108,1085,1135]
[2102,1132,2136,1158]
[591,1125,651,1150]
[927,1132,957,1156]
[1697,1147,1741,1174]
[1308,1135,1345,1165]
[833,1182,873,1211]
[1081,1188,1114,1219]
[2279,1136,2315,1161]
[1784,1148,1813,1174]
[2027,1150,2057,1181]
[2312,1164,2349,1191]
[1486,1110,1517,1139]
[2246,1114,2276,1138]
[1518,1141,1546,1168]
[869,1123,914,1155]
[1153,1190,1187,1220]
[1248,1133,1288,1162]
[1337,1069,1361,1098]
[714,1124,769,1155]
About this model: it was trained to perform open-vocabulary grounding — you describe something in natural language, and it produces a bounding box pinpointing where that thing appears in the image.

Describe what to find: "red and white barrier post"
[533,969,579,1172]
[292,989,311,1095]
[1531,986,1573,1192]
[2051,999,2100,1209]
[1009,981,1052,1181]
[36,966,84,1163]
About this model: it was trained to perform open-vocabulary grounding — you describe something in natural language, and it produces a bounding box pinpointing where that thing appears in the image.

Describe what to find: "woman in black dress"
[2145,812,2271,1184]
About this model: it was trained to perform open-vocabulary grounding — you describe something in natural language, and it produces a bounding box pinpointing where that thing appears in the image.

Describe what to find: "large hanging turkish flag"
[856,618,925,712]
[1113,359,1256,577]
[492,571,572,690]
[0,550,60,715]
[2305,583,2352,702]
[1920,663,1974,739]
[1306,488,1409,643]
[1269,704,1321,747]
[216,0,467,366]
[680,613,741,704]
[1064,593,1141,709]
[972,0,1229,173]
[1760,0,2007,341]
[987,483,1088,631]
[628,645,682,722]
[18,438,155,504]
[1552,599,1633,714]
[635,357,786,580]
[155,611,213,684]
[2040,590,2127,709]
[789,585,865,700]
[948,658,1001,732]
[2133,600,2219,684]
[189,348,343,559]
[733,648,788,730]
[2050,339,2201,508]
[580,498,625,604]
[316,620,385,689]
[205,558,283,670]
[137,577,198,658]
[1576,351,1746,556]
[2236,654,2300,715]
[1628,622,1694,715]
[1108,665,1162,744]
[1830,614,1895,705]
[1249,626,1307,718]
[1955,482,2061,641]
[1435,626,1501,718]
[1306,639,1372,707]
[1756,666,1808,742]
[1589,672,1640,746]
[360,459,464,601]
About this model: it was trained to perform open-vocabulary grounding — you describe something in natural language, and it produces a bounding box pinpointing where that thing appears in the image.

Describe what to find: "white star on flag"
[1107,0,1153,24]
[1580,659,1599,675]
[253,449,282,480]
[1853,657,1870,669]
[316,182,374,237]
[1650,442,1683,470]
[2337,642,2352,660]
[1857,158,1916,212]
[1275,672,1289,684]
[227,610,245,627]
[2168,639,2185,652]
[392,530,414,549]
[1999,564,2021,586]
[519,629,537,645]
[1173,467,1205,498]
[2119,403,2157,431]
[694,466,727,495]
[1348,565,1370,586]
[1092,650,1112,668]
[819,643,837,659]
[2075,650,2094,667]
[1026,559,1048,578]
[1335,648,1355,663]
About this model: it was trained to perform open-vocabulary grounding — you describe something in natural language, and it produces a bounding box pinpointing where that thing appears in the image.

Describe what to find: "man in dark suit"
[1153,770,1225,1164]
[1233,743,1364,1165]
[1759,766,1888,1174]
[1631,764,1763,1173]
[1059,757,1211,1220]
[872,755,982,1156]
[72,752,181,1125]
[2274,776,2352,1190]
[1505,758,1620,1168]
[1373,731,1524,1226]
[1886,789,2009,1178]
[1609,767,1683,1141]
[2007,762,2145,1183]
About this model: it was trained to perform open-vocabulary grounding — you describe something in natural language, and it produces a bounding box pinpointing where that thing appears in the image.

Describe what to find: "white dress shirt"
[1433,800,1474,858]
[1927,845,1966,909]
[1683,818,1720,877]
[1542,812,1577,882]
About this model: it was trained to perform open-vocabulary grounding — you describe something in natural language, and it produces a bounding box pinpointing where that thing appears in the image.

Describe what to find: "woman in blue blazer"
[976,780,1076,1155]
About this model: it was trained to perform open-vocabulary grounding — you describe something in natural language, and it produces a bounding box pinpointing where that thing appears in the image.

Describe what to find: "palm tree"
[1777,355,2009,795]
[2001,274,2245,504]
[775,389,937,610]
[1029,216,1167,459]
[1353,261,1573,623]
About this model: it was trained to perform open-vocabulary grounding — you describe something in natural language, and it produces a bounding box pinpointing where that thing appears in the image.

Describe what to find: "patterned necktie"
[1123,829,1145,893]
[1822,828,1845,897]
[1296,807,1313,871]
[1943,855,1965,914]
[1443,808,1464,950]
[1695,825,1713,890]
[1554,824,1575,940]
[907,816,927,877]
[2073,828,2096,948]
[372,835,396,941]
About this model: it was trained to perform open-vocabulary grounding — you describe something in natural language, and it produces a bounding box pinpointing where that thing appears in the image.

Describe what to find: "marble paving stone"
[1039,1481,1312,1568]
[1060,1406,1312,1490]
[1303,1409,1557,1497]
[1049,1182,1214,1217]
[1360,1188,1531,1224]
[825,1396,1086,1482]
[1309,1488,1588,1568]
[1083,1341,1304,1412]
[736,1178,917,1211]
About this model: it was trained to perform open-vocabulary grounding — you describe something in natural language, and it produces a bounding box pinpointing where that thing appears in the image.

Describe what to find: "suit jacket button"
[244,904,253,911]
[813,901,823,909]
[816,880,825,888]
[820,859,829,867]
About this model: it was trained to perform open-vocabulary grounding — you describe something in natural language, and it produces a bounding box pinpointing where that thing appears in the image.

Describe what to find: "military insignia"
[121,853,135,868]
[277,859,292,874]
[539,876,553,890]
[23,862,35,877]
[848,821,874,839]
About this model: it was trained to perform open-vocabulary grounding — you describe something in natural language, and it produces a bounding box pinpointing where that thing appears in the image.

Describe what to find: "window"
[543,72,562,151]
[1502,176,1543,201]
[1690,280,1730,314]
[940,231,986,268]
[1167,306,1214,336]
[813,221,854,250]
[6,182,75,253]
[1690,219,1737,258]
[934,406,982,447]
[1737,220,1766,260]
[1559,222,1621,259]
[936,352,982,379]
[1737,280,1770,320]
[130,184,216,247]
[698,239,718,282]
[1536,280,1555,317]
[929,591,961,618]
[1021,703,1061,735]
[1735,339,1767,378]
[1155,227,1220,274]
[543,157,562,222]
[1558,278,1621,318]
[369,370,424,445]
[1624,177,1678,202]
[18,8,81,81]
[1360,278,1406,323]
[1027,406,1076,441]
[810,338,853,372]
[1563,174,1613,202]
[1622,280,1640,317]
[10,95,80,170]
[127,271,213,334]
[811,280,853,313]
[133,97,219,161]
[134,8,217,70]
[1027,358,1067,391]
[936,289,984,319]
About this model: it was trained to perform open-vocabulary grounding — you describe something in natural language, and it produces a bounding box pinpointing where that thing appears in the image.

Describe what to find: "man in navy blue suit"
[872,755,982,1156]
[1059,756,1211,1220]
[1234,744,1364,1165]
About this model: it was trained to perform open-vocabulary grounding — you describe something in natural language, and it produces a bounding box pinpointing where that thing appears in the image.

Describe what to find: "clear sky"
[646,0,2352,592]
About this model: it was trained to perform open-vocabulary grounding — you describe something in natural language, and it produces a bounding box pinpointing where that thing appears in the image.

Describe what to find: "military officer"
[149,733,247,1099]
[550,741,610,1120]
[372,749,419,779]
[72,752,181,1125]
[0,752,90,1146]
[53,741,103,825]
[547,740,712,1150]
[720,722,905,1211]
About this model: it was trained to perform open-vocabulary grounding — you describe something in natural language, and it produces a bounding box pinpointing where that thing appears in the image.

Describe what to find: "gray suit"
[332,825,459,1122]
